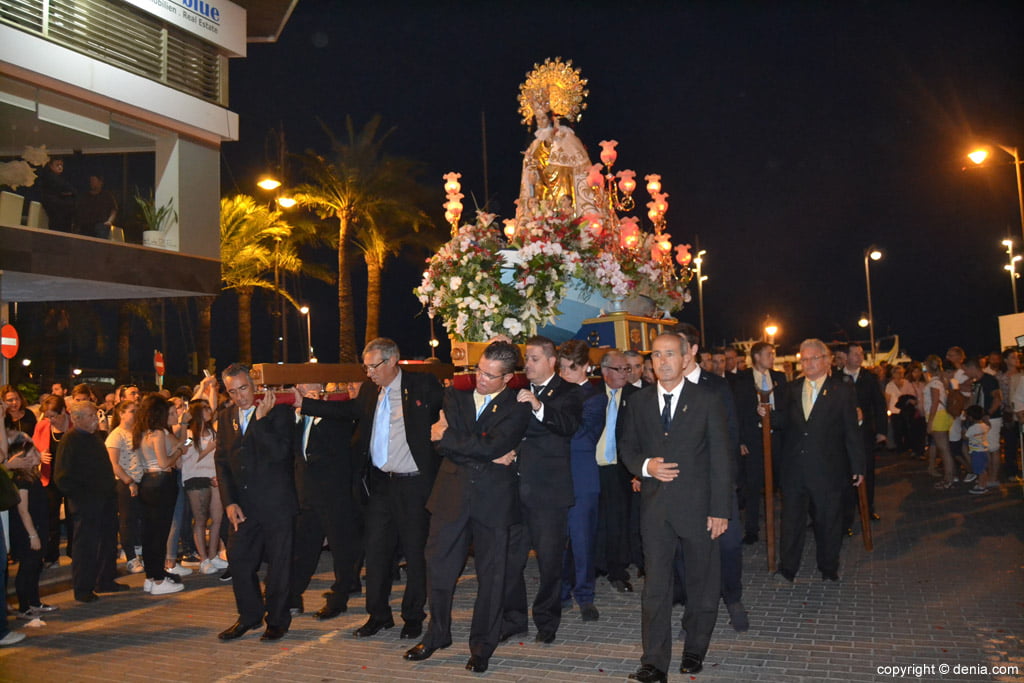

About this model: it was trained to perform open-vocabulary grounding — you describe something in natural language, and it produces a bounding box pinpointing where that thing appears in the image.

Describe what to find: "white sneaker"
[0,631,26,647]
[210,557,229,570]
[200,559,219,575]
[150,579,185,595]
[166,564,193,576]
[144,579,154,593]
[126,558,144,574]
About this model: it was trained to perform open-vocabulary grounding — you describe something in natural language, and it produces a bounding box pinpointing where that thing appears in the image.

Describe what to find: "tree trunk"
[196,296,214,374]
[364,253,381,346]
[117,302,131,382]
[237,287,253,366]
[338,213,357,361]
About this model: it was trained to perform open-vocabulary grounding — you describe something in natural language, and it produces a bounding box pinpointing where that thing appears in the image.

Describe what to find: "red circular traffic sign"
[154,350,165,376]
[1,324,18,359]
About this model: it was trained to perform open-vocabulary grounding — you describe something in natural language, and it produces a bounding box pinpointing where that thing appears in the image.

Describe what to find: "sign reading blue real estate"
[122,0,247,57]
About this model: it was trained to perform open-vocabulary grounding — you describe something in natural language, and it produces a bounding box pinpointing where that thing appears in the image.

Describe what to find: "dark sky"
[219,0,1024,363]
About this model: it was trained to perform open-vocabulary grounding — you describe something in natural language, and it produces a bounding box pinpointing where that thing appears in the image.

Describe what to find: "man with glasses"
[768,339,864,585]
[299,338,442,642]
[404,341,531,673]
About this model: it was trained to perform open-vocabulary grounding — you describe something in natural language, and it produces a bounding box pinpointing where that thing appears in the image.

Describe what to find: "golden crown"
[518,57,589,126]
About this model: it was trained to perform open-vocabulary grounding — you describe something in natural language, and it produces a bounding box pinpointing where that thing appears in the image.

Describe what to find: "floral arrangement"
[415,207,693,342]
[0,145,50,190]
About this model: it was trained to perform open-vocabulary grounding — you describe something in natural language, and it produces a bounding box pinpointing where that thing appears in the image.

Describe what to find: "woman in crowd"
[885,365,917,455]
[32,395,72,567]
[134,394,187,595]
[106,399,145,574]
[181,400,225,575]
[2,385,37,436]
[924,355,954,488]
[6,434,59,619]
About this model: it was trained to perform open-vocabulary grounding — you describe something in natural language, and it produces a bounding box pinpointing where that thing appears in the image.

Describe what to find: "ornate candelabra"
[442,171,463,238]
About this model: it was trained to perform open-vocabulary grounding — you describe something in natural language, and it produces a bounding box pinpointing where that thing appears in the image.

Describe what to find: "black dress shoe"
[95,582,130,593]
[628,664,667,682]
[679,651,704,674]
[403,641,450,661]
[74,592,99,603]
[260,625,287,641]
[580,603,600,621]
[535,630,555,644]
[742,532,759,545]
[610,579,634,593]
[465,655,489,673]
[400,621,423,639]
[314,604,346,620]
[499,627,527,643]
[353,617,395,638]
[821,571,840,582]
[218,620,261,640]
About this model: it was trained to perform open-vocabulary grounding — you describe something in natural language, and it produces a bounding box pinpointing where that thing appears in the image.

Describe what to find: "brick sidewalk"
[2,455,1022,682]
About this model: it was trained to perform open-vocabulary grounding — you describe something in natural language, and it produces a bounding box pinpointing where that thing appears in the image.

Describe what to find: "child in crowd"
[963,405,990,495]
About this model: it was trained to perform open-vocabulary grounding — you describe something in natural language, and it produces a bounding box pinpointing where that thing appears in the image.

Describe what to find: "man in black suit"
[502,335,583,644]
[288,383,360,620]
[621,333,732,682]
[299,338,443,640]
[772,339,865,585]
[839,343,886,526]
[732,341,787,545]
[214,364,298,642]
[404,341,532,674]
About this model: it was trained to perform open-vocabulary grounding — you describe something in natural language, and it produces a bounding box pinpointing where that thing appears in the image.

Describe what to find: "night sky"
[218,0,1024,365]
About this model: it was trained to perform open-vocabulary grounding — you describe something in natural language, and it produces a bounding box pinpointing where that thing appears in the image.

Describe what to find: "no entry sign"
[1,324,18,359]
[154,350,166,376]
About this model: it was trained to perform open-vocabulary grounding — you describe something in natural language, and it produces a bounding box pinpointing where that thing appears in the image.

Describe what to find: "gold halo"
[518,57,589,125]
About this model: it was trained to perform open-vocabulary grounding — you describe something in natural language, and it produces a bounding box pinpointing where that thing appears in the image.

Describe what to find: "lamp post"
[693,250,707,348]
[863,246,882,362]
[258,176,293,363]
[1003,240,1021,314]
[968,144,1024,245]
[299,305,314,362]
[764,320,778,345]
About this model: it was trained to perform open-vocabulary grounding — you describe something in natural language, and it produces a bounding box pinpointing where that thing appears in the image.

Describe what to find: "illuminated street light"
[968,143,1024,246]
[863,246,883,362]
[764,320,779,344]
[72,368,82,376]
[299,305,313,362]
[21,358,31,367]
[1003,240,1021,314]
[257,176,282,191]
[276,196,296,208]
[858,314,870,328]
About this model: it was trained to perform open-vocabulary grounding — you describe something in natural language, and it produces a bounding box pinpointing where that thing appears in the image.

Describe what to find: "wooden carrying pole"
[857,480,873,551]
[759,396,776,573]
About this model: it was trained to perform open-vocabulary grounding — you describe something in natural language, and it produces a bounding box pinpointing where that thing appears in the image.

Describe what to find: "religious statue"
[515,59,600,222]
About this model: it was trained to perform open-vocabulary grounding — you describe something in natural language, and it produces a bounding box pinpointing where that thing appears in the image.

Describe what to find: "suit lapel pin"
[681,404,688,413]
[232,418,239,432]
[491,403,498,414]
[822,389,828,397]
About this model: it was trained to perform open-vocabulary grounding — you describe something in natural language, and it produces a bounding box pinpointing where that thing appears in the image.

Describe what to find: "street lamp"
[764,320,778,345]
[968,144,1024,245]
[863,246,882,362]
[258,175,289,363]
[858,313,870,328]
[299,305,314,362]
[1003,240,1021,314]
[693,249,707,348]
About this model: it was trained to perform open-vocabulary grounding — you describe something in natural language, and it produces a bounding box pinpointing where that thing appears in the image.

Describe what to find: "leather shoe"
[610,579,633,593]
[260,625,287,641]
[580,603,600,621]
[535,630,555,644]
[218,620,261,640]
[314,604,346,620]
[74,592,99,603]
[499,627,527,643]
[821,571,840,582]
[353,617,394,638]
[400,621,423,639]
[628,664,667,682]
[465,655,489,673]
[679,652,704,674]
[742,532,759,545]
[95,582,130,593]
[404,641,450,661]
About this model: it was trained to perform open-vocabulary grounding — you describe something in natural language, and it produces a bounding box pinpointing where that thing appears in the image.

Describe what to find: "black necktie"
[661,393,673,432]
[532,384,545,397]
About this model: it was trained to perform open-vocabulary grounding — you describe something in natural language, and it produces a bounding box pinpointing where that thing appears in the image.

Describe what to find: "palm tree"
[115,300,155,382]
[219,195,324,365]
[292,115,431,361]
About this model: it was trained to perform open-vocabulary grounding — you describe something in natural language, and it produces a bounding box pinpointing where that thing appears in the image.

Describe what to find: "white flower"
[449,275,463,290]
[502,317,524,336]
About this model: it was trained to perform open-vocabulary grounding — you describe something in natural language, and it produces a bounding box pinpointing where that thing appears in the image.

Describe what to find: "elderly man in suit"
[501,335,583,645]
[288,383,360,620]
[404,341,532,674]
[299,338,443,641]
[215,364,298,642]
[770,339,865,585]
[621,333,732,682]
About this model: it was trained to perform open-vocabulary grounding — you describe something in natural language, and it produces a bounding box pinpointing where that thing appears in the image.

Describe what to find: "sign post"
[154,349,166,390]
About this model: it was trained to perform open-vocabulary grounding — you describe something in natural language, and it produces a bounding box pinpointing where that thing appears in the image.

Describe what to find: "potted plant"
[135,189,177,248]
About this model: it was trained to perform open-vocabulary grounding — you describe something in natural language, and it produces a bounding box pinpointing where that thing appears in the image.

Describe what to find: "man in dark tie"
[502,335,583,645]
[214,364,298,642]
[288,383,360,620]
[299,338,443,641]
[404,341,532,673]
[770,339,865,585]
[621,333,732,682]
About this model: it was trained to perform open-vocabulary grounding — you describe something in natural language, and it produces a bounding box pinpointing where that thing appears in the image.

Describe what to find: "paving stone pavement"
[2,454,1022,682]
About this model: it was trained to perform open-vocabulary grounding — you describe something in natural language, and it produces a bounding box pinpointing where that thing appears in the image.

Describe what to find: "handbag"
[0,464,21,511]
